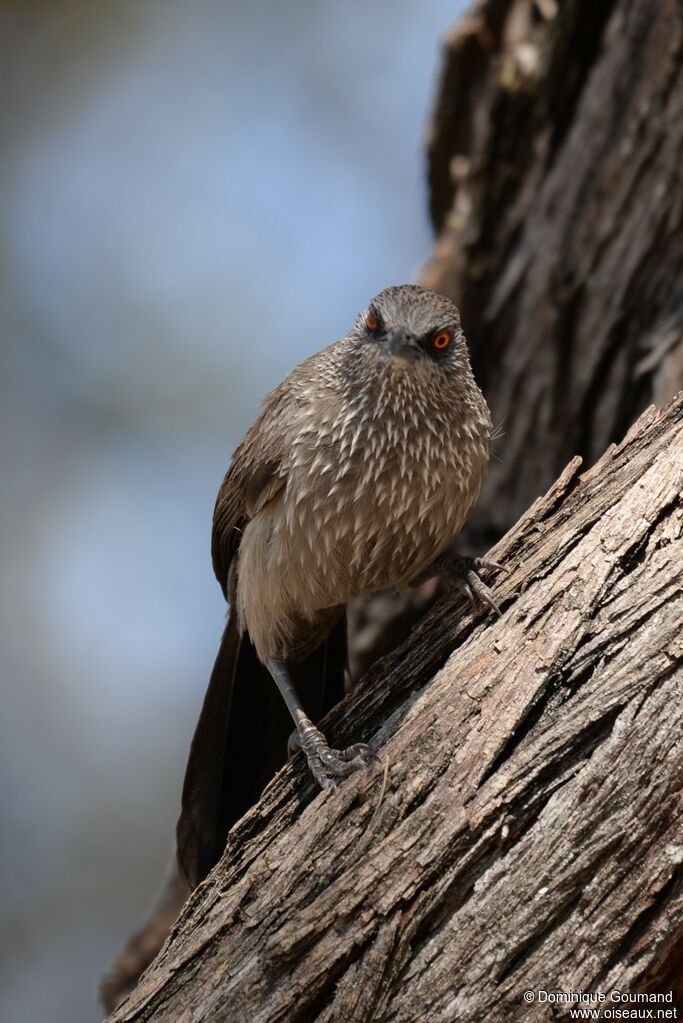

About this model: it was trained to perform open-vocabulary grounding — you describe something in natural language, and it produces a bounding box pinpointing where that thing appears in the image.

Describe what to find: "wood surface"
[110,395,683,1022]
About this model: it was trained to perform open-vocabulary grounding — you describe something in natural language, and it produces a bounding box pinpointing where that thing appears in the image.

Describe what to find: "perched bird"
[176,284,500,889]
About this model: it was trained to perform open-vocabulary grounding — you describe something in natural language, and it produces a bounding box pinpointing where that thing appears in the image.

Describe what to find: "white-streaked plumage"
[211,285,491,663]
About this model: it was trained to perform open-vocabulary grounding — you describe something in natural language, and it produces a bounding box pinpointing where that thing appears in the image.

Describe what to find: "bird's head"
[357,285,466,370]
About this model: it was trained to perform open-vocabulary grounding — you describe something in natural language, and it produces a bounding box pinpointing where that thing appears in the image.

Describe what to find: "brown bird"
[177,284,500,889]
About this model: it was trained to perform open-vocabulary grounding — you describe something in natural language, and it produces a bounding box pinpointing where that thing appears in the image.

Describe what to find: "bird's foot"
[290,717,377,790]
[442,554,507,616]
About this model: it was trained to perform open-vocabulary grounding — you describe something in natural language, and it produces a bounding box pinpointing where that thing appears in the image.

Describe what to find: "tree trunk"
[422,0,683,544]
[109,394,683,1022]
[351,0,683,687]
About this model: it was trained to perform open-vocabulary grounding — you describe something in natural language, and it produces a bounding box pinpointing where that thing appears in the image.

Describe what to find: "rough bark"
[109,394,683,1023]
[422,0,683,545]
[351,0,683,700]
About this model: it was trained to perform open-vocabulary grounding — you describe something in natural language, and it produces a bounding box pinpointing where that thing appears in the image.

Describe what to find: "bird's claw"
[445,554,505,616]
[292,719,376,790]
[470,555,509,575]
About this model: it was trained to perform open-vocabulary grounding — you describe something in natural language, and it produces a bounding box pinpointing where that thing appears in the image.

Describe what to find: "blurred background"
[0,1,466,1020]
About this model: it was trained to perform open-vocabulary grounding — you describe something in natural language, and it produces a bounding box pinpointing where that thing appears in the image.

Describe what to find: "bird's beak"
[385,328,419,360]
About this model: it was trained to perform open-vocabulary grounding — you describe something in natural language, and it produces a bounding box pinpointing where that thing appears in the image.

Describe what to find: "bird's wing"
[211,341,341,596]
[211,384,293,599]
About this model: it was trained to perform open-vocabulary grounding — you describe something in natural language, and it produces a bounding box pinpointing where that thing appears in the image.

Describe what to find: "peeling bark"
[109,395,683,1023]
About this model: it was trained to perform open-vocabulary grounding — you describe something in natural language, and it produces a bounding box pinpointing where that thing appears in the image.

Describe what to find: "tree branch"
[109,395,683,1023]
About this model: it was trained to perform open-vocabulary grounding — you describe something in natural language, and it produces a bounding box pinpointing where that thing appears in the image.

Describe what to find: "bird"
[176,284,500,890]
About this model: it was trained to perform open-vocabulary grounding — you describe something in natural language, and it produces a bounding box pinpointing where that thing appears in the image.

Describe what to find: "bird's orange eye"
[433,331,452,351]
[366,310,379,331]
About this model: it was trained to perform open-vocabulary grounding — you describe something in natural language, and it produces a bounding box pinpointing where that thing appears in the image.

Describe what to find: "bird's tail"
[176,609,346,888]
[101,612,346,1012]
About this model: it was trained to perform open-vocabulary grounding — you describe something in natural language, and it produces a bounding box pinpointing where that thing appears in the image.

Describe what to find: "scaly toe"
[318,748,366,778]
[296,719,377,787]
[308,753,337,790]
[445,555,503,616]
[472,556,509,575]
[333,742,378,765]
[465,570,502,616]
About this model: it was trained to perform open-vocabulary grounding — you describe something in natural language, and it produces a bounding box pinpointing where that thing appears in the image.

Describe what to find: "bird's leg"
[416,552,507,616]
[267,658,376,790]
